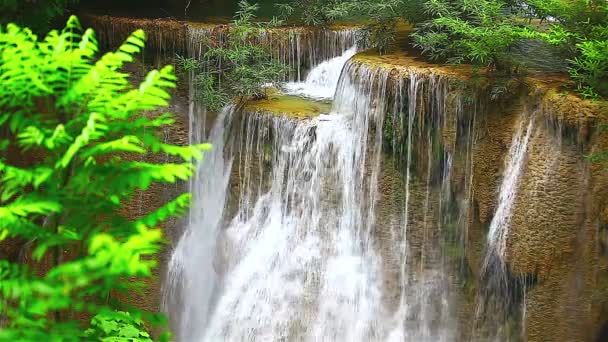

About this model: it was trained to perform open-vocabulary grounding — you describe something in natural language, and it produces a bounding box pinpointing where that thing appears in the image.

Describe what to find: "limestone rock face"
[470,100,608,341]
[350,48,608,341]
[507,122,589,341]
[477,102,608,341]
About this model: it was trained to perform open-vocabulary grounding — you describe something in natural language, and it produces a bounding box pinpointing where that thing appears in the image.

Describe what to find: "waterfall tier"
[85,15,363,82]
[147,25,608,342]
[164,49,477,341]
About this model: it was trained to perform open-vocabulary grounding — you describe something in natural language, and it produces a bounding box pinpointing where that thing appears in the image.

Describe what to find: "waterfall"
[484,116,535,274]
[165,42,487,341]
[61,13,608,342]
[283,45,358,99]
[203,114,384,340]
[85,14,362,73]
[186,25,361,81]
[187,25,221,60]
[162,106,235,341]
[257,28,361,81]
[474,114,536,340]
[190,54,391,341]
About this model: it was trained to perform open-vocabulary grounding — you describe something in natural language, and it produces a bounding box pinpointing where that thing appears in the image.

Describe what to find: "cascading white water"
[258,28,362,81]
[186,25,361,82]
[472,115,535,341]
[196,53,391,341]
[163,106,235,342]
[484,116,535,273]
[165,48,462,342]
[203,114,385,340]
[283,45,358,99]
[89,13,581,341]
[382,71,457,342]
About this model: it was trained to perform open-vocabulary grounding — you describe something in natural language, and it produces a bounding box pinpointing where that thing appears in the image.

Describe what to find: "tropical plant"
[327,0,411,53]
[278,0,340,26]
[0,16,207,340]
[534,0,608,98]
[412,0,538,71]
[568,39,608,98]
[179,0,290,111]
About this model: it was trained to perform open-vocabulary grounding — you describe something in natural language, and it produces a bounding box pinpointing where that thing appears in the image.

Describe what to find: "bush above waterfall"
[535,0,608,98]
[283,0,608,98]
[411,1,541,72]
[178,0,290,111]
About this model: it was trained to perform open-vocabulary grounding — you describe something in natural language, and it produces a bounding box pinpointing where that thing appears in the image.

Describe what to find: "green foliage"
[179,0,290,111]
[535,0,608,98]
[0,16,207,340]
[412,0,538,71]
[528,0,607,41]
[0,0,78,33]
[84,311,153,341]
[330,0,410,53]
[279,0,342,26]
[569,39,608,98]
[416,0,607,95]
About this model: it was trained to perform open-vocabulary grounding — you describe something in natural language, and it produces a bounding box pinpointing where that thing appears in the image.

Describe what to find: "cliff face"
[506,97,608,341]
[348,48,608,341]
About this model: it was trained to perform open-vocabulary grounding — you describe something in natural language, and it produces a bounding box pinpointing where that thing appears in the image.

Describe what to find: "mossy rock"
[245,94,332,119]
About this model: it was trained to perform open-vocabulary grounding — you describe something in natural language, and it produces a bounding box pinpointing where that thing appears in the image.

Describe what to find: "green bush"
[536,0,608,98]
[569,39,608,98]
[278,0,340,26]
[0,16,207,340]
[180,0,289,111]
[412,0,538,71]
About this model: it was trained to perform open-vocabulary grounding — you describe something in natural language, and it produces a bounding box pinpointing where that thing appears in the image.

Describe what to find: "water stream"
[484,116,535,276]
[164,30,537,341]
[474,113,536,340]
[283,46,358,99]
[187,26,361,82]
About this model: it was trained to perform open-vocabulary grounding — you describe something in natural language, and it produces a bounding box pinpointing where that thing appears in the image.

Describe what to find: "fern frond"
[0,162,53,200]
[135,193,191,230]
[57,113,107,169]
[81,136,146,158]
[0,15,197,340]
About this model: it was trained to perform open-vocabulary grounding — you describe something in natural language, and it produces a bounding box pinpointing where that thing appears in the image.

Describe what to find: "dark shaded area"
[597,322,608,342]
[78,0,279,21]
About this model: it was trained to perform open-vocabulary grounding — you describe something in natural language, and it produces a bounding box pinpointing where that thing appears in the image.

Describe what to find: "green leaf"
[0,14,196,340]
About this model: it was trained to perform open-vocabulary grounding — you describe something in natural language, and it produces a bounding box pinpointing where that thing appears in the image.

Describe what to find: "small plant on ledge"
[178,0,290,112]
